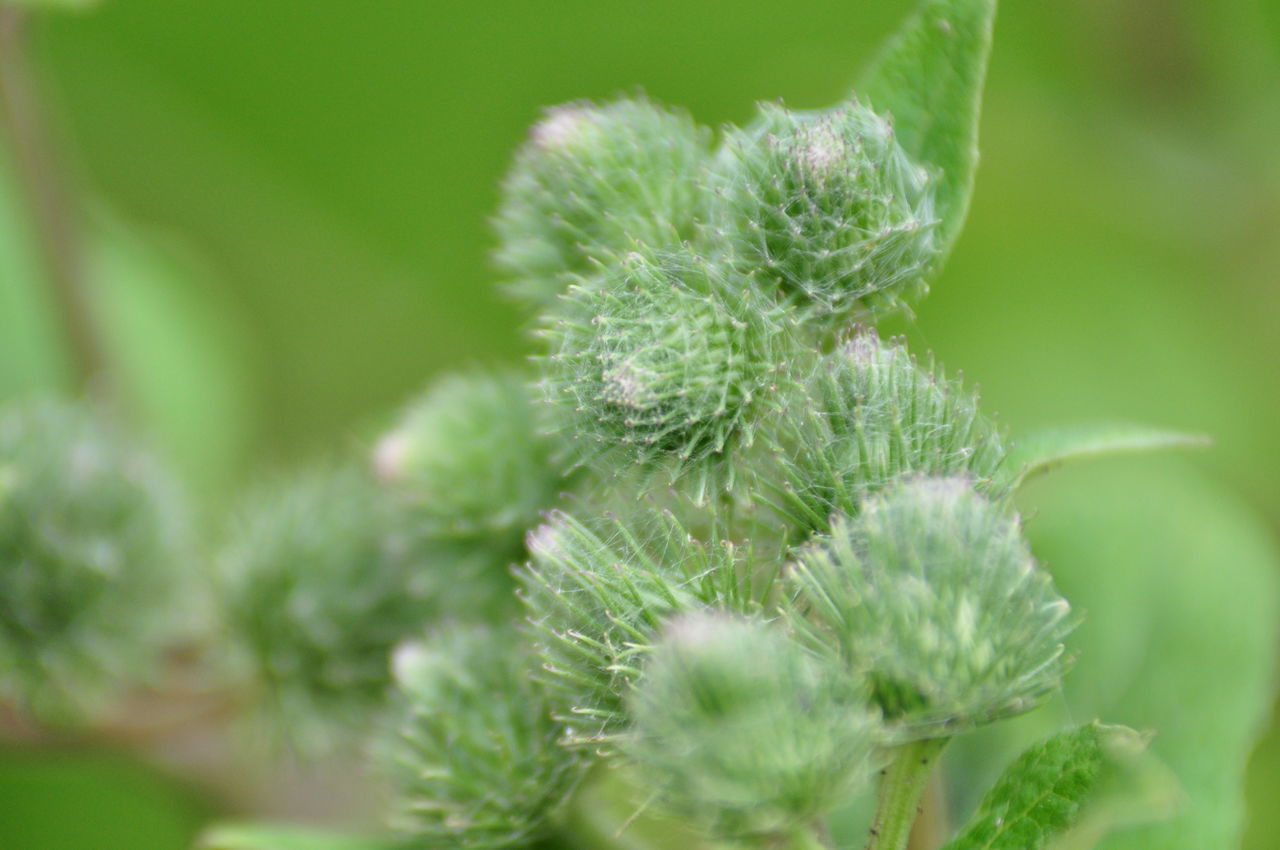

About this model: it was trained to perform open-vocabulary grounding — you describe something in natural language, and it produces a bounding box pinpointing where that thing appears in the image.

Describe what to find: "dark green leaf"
[859,0,997,255]
[942,723,1177,850]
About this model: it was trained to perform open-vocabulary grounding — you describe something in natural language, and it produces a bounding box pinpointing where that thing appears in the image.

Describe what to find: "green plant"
[2,1,1271,850]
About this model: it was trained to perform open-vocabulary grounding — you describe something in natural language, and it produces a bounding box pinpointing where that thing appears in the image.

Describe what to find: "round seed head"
[787,476,1075,739]
[380,624,583,850]
[625,613,880,840]
[0,397,187,721]
[495,97,711,307]
[711,101,939,317]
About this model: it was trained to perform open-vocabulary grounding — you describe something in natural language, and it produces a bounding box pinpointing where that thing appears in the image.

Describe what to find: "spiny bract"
[0,397,186,721]
[786,476,1074,739]
[380,624,583,850]
[710,101,938,317]
[494,97,711,307]
[761,330,1009,536]
[625,612,881,840]
[537,249,786,493]
[217,464,432,745]
[519,508,757,748]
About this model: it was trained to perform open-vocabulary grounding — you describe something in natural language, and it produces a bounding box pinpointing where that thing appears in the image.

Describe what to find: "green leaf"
[1022,463,1279,849]
[1008,424,1209,486]
[942,723,1178,850]
[859,0,996,255]
[195,824,401,850]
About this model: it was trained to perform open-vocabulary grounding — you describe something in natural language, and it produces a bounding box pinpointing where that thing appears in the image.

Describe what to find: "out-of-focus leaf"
[942,722,1178,850]
[992,462,1279,850]
[195,824,399,850]
[87,213,257,505]
[0,149,72,399]
[859,0,996,256]
[1009,424,1209,486]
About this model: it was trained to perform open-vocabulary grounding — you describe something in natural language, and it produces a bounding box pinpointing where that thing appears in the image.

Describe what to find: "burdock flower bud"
[763,330,1008,535]
[217,464,430,746]
[625,613,880,841]
[494,97,711,307]
[379,625,583,850]
[519,508,751,748]
[0,397,186,721]
[537,249,784,497]
[787,476,1075,739]
[374,370,563,545]
[711,101,939,317]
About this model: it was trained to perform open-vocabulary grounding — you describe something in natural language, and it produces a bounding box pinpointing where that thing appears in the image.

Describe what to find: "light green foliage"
[379,624,584,850]
[538,250,788,495]
[787,476,1073,739]
[494,98,711,307]
[1024,465,1278,850]
[711,101,938,317]
[374,370,565,617]
[196,825,400,850]
[859,0,996,256]
[0,396,185,720]
[519,508,761,748]
[762,330,1008,535]
[942,722,1176,850]
[217,464,430,744]
[625,613,880,841]
[1007,423,1208,487]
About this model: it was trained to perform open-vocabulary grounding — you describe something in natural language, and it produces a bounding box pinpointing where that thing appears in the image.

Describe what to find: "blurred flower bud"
[379,624,583,850]
[787,476,1074,739]
[0,397,187,722]
[625,612,880,840]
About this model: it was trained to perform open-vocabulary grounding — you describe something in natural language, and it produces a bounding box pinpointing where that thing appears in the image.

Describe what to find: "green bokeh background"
[1,0,1277,848]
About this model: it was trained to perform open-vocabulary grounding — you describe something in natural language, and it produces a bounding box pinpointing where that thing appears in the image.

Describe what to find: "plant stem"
[866,737,950,850]
[0,6,104,391]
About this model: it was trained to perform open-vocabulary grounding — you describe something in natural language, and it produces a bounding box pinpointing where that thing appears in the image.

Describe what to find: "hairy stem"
[866,737,950,850]
[0,6,103,390]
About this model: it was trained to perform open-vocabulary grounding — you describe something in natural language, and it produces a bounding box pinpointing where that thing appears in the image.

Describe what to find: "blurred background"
[0,0,1277,848]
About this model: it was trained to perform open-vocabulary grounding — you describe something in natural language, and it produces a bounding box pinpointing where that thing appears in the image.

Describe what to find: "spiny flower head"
[217,464,432,746]
[374,370,563,543]
[0,397,187,721]
[494,97,711,307]
[519,507,759,748]
[379,624,583,850]
[624,613,880,840]
[373,370,566,619]
[710,100,938,317]
[760,330,1009,535]
[786,476,1075,739]
[537,249,788,498]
